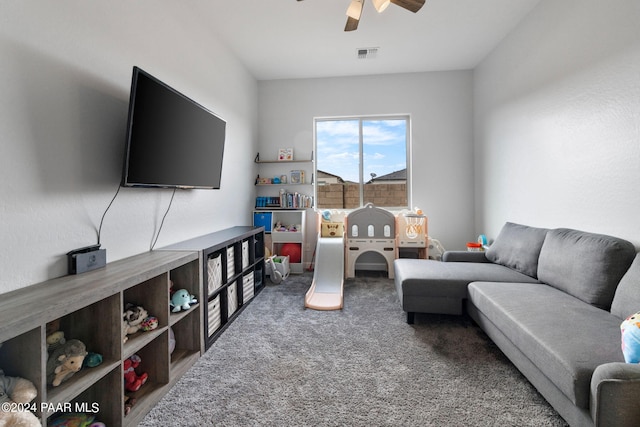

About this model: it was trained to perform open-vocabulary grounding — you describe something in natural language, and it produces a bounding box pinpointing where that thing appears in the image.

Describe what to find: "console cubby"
[123,274,168,359]
[64,367,121,426]
[124,331,170,426]
[55,293,122,363]
[0,327,43,422]
[0,250,201,426]
[124,274,168,325]
[47,293,121,419]
[169,308,200,377]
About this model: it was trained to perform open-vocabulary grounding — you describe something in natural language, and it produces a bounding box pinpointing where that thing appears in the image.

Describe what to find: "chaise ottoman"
[393,257,541,323]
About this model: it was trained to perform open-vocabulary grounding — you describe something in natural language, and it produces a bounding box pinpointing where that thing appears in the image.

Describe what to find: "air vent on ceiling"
[357,47,379,59]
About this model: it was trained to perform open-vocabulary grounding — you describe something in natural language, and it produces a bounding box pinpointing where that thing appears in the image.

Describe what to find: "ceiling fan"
[297,0,426,32]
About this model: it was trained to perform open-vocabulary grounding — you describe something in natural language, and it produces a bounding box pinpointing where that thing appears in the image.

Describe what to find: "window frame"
[313,114,412,210]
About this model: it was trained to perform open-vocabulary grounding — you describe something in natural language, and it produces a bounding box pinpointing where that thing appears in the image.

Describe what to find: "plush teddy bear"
[46,339,87,387]
[621,312,640,363]
[0,369,40,427]
[123,354,148,392]
[170,289,198,313]
[122,303,158,343]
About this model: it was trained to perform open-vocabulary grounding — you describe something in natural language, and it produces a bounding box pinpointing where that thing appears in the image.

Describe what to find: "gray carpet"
[140,272,568,427]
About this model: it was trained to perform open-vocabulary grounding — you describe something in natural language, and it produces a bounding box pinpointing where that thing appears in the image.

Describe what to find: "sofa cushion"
[485,222,548,278]
[537,228,636,310]
[468,281,625,410]
[395,259,541,299]
[394,259,541,315]
[611,254,640,320]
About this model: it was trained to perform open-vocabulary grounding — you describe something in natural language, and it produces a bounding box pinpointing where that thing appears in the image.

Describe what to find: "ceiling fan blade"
[344,16,360,31]
[390,0,425,13]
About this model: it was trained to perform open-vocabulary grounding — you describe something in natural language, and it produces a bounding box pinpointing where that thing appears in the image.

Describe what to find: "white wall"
[474,0,640,246]
[258,71,475,260]
[0,1,258,293]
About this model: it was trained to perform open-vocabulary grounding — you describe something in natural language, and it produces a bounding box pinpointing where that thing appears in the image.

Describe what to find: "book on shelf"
[279,189,313,209]
[255,196,281,208]
[290,170,305,184]
[255,191,313,209]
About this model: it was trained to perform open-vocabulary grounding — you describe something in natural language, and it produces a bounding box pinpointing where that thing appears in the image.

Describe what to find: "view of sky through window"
[316,118,407,183]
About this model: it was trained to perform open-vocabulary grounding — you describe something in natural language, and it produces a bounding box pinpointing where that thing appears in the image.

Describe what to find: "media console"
[160,226,265,349]
[0,226,264,426]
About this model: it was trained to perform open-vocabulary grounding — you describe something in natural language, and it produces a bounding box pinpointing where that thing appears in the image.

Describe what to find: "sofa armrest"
[442,251,490,263]
[590,362,640,427]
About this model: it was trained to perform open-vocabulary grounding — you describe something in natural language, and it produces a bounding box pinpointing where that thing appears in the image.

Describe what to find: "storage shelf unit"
[160,226,265,350]
[0,250,201,427]
[253,210,305,274]
[254,152,314,209]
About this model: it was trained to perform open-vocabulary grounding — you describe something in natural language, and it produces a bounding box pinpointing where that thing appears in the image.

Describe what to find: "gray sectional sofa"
[394,222,640,427]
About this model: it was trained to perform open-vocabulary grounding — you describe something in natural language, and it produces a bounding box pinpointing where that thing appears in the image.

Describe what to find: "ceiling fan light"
[372,0,391,13]
[346,0,363,20]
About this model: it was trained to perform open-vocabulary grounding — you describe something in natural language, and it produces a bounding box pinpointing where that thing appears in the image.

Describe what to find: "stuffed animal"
[123,304,149,334]
[621,312,640,363]
[169,327,176,355]
[122,318,130,344]
[46,339,87,386]
[122,303,159,343]
[47,331,66,354]
[46,319,66,354]
[170,289,197,312]
[49,413,103,426]
[123,354,148,392]
[46,319,61,336]
[83,352,103,368]
[0,369,40,427]
[124,396,137,416]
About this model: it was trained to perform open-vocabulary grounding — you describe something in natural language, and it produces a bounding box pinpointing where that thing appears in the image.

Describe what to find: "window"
[314,115,410,209]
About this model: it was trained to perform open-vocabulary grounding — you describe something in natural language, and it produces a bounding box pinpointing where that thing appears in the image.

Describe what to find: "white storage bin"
[207,253,222,296]
[243,272,254,302]
[242,240,250,269]
[227,281,238,317]
[207,295,221,337]
[227,246,235,279]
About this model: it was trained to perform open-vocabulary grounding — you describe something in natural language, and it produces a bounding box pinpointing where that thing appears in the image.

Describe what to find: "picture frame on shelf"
[278,148,294,161]
[290,170,305,184]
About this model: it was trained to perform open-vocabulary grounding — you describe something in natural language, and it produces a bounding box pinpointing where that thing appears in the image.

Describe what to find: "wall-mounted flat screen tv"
[121,66,226,189]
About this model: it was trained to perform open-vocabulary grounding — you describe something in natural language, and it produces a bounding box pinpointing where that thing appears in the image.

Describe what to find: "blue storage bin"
[253,212,272,233]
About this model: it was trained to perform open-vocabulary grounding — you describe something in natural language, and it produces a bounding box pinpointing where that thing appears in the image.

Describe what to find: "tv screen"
[121,66,226,189]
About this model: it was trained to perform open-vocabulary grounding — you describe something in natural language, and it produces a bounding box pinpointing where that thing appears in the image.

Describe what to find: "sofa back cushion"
[611,254,640,320]
[537,228,636,310]
[485,222,548,278]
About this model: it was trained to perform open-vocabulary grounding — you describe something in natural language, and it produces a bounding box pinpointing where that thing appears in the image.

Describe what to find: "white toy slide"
[304,236,344,310]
